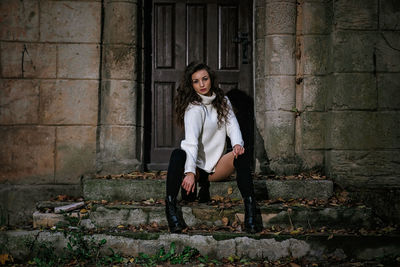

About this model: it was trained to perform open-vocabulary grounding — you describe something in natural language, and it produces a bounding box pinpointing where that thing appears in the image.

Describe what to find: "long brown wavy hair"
[175,62,229,128]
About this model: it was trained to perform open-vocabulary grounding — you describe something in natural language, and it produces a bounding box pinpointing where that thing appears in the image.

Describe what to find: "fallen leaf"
[289,263,300,267]
[290,228,303,235]
[328,234,333,240]
[227,187,233,195]
[117,225,125,229]
[80,209,88,214]
[101,200,108,204]
[0,254,12,265]
[57,195,68,201]
[222,217,229,226]
[212,195,224,202]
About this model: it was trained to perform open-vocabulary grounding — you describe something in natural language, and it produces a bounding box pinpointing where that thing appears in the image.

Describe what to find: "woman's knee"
[170,148,186,161]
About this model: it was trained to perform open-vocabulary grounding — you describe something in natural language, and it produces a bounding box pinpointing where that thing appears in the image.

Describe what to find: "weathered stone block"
[264,111,295,159]
[0,126,55,184]
[236,237,291,260]
[302,76,327,111]
[326,150,400,189]
[102,45,137,80]
[39,80,98,125]
[302,36,329,75]
[265,76,296,111]
[40,1,101,42]
[0,79,40,124]
[327,112,373,150]
[334,0,378,30]
[380,0,400,30]
[55,126,96,184]
[256,0,265,8]
[265,35,296,75]
[83,179,165,201]
[255,79,266,114]
[376,112,400,149]
[376,32,400,72]
[332,31,376,72]
[98,126,140,174]
[0,184,80,225]
[329,73,377,110]
[378,73,400,109]
[57,44,100,79]
[0,42,56,78]
[301,149,324,169]
[104,1,137,44]
[266,179,333,200]
[255,40,265,79]
[101,80,138,125]
[0,0,39,41]
[266,1,296,34]
[90,206,147,227]
[301,111,326,150]
[255,7,265,39]
[33,212,65,228]
[302,2,330,35]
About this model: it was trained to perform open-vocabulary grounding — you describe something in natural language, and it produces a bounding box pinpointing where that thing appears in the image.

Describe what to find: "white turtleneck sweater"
[180,93,244,174]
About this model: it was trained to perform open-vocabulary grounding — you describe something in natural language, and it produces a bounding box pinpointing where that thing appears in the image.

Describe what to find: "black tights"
[166,148,255,198]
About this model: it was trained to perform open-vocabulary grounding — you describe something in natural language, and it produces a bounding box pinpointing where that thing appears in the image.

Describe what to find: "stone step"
[2,229,400,263]
[83,177,334,202]
[33,202,377,230]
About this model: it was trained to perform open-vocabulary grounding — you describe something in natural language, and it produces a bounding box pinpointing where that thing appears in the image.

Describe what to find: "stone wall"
[0,0,143,225]
[325,0,400,191]
[255,0,400,189]
[0,0,102,224]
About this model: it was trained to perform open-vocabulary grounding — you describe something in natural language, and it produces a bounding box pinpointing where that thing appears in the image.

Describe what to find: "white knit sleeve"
[180,105,204,174]
[225,97,244,148]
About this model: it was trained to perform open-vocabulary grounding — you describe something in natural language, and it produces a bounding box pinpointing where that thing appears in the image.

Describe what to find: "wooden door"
[148,0,253,170]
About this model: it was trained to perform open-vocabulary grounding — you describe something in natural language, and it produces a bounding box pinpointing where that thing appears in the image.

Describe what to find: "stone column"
[295,0,331,170]
[255,0,297,174]
[98,0,142,174]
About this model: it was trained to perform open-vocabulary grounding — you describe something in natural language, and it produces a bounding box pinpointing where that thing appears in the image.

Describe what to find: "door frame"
[143,0,255,171]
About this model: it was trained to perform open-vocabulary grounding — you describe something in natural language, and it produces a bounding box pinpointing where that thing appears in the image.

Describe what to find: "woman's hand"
[181,172,196,194]
[233,145,245,159]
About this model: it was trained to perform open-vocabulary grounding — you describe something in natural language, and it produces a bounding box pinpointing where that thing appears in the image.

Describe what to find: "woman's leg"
[165,148,186,233]
[209,150,260,233]
[208,152,236,182]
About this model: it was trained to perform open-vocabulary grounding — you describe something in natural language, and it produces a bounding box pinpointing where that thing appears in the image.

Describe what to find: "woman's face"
[191,69,212,96]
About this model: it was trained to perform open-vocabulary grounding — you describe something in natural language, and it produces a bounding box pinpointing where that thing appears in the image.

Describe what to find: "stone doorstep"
[33,203,376,230]
[1,230,400,262]
[83,178,334,201]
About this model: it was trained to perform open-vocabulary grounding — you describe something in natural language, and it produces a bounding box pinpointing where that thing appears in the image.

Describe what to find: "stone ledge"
[83,178,334,201]
[33,202,374,230]
[1,230,399,262]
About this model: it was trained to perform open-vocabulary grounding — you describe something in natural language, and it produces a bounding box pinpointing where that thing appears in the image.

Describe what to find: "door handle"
[233,32,250,64]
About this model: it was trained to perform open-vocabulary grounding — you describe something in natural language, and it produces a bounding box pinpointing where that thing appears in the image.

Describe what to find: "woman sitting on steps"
[165,61,261,234]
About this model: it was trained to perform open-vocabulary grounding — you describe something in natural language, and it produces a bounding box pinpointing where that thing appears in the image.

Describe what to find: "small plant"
[26,240,63,267]
[135,242,206,266]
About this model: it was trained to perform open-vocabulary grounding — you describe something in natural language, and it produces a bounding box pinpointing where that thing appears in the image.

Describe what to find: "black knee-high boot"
[234,153,260,233]
[165,149,187,233]
[198,168,211,203]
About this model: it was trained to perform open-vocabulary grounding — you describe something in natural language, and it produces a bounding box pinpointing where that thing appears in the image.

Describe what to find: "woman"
[165,62,260,234]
